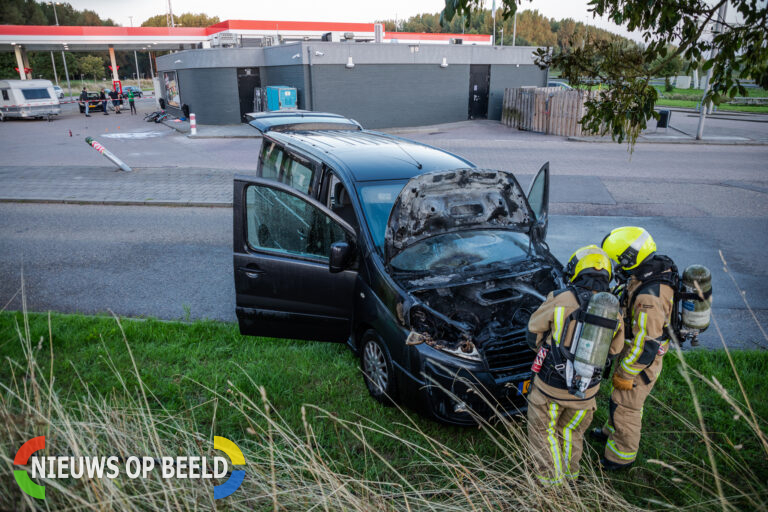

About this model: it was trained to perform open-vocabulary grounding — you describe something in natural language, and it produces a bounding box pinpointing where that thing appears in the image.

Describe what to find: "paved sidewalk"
[0,166,237,206]
[569,109,768,144]
[162,118,261,138]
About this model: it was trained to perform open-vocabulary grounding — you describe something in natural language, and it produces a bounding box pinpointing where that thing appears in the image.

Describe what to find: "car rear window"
[21,88,51,100]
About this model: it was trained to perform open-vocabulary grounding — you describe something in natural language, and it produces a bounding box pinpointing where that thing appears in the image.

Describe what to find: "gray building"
[156,42,546,128]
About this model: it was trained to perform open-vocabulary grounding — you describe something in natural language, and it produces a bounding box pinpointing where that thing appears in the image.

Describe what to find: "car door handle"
[238,266,265,279]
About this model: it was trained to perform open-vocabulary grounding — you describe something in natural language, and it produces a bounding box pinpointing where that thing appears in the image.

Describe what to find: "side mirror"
[329,241,354,273]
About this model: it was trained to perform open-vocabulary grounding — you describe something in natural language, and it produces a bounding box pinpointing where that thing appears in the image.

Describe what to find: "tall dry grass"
[0,309,636,511]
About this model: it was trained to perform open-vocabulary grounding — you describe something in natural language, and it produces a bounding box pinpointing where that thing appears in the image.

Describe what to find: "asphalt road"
[0,114,766,350]
[0,203,765,350]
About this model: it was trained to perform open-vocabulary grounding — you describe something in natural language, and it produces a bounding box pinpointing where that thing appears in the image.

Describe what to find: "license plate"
[517,379,531,396]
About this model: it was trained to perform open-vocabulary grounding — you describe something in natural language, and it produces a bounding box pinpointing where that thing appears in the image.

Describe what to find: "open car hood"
[385,169,533,262]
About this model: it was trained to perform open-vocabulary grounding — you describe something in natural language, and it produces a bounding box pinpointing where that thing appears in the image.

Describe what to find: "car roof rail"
[246,111,362,133]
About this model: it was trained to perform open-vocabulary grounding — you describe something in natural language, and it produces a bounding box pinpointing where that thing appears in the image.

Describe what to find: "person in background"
[127,89,137,115]
[99,90,108,115]
[79,87,90,117]
[110,88,121,114]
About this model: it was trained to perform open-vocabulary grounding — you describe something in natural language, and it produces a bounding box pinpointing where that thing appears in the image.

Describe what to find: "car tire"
[360,329,398,405]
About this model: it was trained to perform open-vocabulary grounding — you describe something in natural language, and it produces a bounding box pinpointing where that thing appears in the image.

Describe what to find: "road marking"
[102,132,167,139]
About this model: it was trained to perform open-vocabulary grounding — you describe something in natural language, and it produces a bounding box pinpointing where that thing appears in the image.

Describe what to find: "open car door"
[526,162,550,240]
[233,176,357,342]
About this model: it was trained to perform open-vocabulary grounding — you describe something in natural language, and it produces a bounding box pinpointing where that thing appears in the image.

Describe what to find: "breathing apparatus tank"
[681,264,712,332]
[569,292,620,398]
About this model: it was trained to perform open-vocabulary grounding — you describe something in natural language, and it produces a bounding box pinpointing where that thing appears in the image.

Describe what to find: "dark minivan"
[234,112,564,424]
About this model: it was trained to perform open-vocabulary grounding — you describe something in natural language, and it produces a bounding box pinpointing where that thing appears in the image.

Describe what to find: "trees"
[78,55,105,81]
[0,0,115,26]
[443,0,768,145]
[379,9,629,51]
[141,12,220,28]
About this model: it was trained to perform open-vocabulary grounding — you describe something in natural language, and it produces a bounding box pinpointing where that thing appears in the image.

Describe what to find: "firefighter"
[591,226,676,470]
[527,245,625,485]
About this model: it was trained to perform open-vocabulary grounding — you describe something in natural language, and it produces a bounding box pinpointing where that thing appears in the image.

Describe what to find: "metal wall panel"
[157,48,265,70]
[488,65,547,120]
[310,64,470,128]
[171,67,240,124]
[259,65,308,109]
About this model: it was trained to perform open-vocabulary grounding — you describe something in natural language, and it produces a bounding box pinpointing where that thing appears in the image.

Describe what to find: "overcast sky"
[63,0,644,40]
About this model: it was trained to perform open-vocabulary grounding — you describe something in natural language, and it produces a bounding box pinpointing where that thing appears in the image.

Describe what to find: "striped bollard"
[84,137,132,172]
[190,113,197,136]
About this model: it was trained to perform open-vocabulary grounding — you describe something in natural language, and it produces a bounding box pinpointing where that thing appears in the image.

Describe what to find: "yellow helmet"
[565,245,612,282]
[601,226,656,270]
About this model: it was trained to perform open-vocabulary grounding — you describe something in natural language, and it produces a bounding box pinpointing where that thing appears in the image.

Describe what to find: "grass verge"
[1,308,766,510]
[654,99,768,113]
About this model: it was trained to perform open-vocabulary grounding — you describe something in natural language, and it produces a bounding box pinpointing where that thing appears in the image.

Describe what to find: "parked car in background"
[53,85,64,99]
[122,85,143,98]
[0,79,61,120]
[234,111,564,424]
[547,80,573,90]
[78,92,104,113]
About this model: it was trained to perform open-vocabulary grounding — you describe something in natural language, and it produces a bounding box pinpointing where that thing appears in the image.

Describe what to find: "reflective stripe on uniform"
[562,409,587,475]
[607,439,637,461]
[536,474,563,486]
[621,312,648,375]
[552,307,566,346]
[546,403,563,480]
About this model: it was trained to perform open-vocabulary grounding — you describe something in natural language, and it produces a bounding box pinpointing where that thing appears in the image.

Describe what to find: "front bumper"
[409,343,533,425]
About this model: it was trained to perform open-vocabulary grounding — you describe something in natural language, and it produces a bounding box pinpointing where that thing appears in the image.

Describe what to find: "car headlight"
[405,306,483,363]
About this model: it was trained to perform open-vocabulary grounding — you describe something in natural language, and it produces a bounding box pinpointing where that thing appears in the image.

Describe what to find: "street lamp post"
[48,2,59,87]
[49,2,72,97]
[129,16,141,89]
[492,0,496,45]
[512,11,517,46]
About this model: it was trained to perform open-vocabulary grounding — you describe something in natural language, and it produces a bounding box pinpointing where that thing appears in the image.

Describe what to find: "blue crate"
[266,86,297,111]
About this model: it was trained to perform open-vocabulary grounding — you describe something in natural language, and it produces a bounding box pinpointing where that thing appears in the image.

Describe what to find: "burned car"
[234,112,563,424]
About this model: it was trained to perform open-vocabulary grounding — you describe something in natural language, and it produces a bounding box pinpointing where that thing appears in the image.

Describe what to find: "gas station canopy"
[0,20,491,52]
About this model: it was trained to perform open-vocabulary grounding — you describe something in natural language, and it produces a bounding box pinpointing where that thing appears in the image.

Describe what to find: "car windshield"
[389,230,531,273]
[357,180,407,249]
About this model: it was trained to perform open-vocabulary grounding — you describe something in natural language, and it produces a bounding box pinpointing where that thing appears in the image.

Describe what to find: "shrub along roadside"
[1,310,766,510]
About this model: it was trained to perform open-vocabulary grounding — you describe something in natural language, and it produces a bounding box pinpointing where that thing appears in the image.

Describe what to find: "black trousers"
[129,100,136,114]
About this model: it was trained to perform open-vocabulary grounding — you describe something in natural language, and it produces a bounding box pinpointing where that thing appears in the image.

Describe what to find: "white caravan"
[0,79,61,120]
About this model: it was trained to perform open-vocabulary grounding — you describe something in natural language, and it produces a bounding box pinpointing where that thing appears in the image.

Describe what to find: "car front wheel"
[360,330,398,405]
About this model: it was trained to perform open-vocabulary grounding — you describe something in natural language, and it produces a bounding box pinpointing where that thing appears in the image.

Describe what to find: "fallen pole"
[84,136,132,172]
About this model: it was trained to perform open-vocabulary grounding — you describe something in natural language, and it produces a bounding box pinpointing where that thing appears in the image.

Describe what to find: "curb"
[379,120,484,134]
[161,119,190,134]
[0,198,232,207]
[566,136,768,145]
[187,133,261,139]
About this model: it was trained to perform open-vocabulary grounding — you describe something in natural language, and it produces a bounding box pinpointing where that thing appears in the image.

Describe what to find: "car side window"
[259,142,314,195]
[282,156,313,194]
[1,89,9,101]
[245,184,349,261]
[260,142,284,180]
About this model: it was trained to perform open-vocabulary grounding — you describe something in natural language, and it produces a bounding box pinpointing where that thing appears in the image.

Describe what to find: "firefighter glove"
[613,373,634,391]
